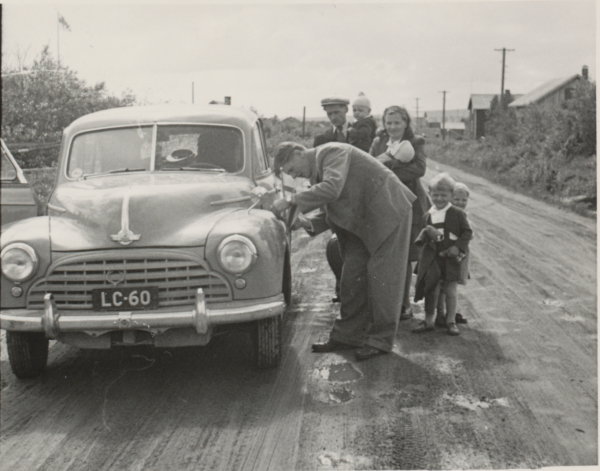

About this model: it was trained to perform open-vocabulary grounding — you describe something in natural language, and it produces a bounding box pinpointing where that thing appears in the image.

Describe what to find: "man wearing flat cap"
[270,141,415,361]
[313,97,351,147]
[314,97,354,303]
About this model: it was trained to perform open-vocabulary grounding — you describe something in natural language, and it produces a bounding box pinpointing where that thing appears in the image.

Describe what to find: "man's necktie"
[335,126,345,142]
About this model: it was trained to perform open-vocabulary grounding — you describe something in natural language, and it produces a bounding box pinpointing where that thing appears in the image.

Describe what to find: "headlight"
[217,235,257,275]
[1,243,38,282]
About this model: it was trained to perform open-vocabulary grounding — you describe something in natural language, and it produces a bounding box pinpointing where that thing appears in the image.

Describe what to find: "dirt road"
[1,162,596,470]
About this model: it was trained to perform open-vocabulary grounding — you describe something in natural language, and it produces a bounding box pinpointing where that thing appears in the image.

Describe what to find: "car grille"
[27,252,232,310]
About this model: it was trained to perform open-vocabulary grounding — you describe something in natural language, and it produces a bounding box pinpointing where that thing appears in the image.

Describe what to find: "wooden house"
[508,66,590,110]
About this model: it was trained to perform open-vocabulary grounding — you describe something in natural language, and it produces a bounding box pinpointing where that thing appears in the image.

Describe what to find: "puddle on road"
[443,393,511,411]
[329,386,354,404]
[315,362,363,382]
[317,451,372,469]
[310,361,363,405]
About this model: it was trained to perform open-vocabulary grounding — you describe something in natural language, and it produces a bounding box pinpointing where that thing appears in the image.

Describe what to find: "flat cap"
[321,97,350,107]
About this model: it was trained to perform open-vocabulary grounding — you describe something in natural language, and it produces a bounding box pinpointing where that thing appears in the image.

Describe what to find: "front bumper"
[0,289,286,338]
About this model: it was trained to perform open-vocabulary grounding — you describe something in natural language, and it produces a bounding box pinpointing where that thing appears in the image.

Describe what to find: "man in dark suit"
[270,141,415,361]
[313,97,351,147]
[314,97,352,302]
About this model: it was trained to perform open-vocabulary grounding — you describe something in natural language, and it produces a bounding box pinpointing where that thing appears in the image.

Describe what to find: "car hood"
[48,173,255,251]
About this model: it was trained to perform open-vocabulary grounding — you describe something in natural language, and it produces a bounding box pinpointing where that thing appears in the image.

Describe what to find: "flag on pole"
[58,13,71,31]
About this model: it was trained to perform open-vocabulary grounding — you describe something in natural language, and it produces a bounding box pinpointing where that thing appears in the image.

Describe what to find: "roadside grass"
[426,137,597,218]
[22,121,595,220]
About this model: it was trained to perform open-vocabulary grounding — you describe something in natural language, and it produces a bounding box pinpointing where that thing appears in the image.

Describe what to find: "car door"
[1,141,41,226]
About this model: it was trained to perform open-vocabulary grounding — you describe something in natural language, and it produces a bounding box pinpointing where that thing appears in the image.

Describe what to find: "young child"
[412,173,472,336]
[435,182,471,326]
[386,139,415,163]
[347,92,377,152]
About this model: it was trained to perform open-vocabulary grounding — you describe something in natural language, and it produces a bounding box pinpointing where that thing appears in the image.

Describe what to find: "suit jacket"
[293,143,416,255]
[370,133,431,261]
[313,127,344,148]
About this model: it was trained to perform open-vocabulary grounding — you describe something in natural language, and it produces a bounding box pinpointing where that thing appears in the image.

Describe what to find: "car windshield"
[1,148,18,181]
[155,125,243,173]
[67,124,244,178]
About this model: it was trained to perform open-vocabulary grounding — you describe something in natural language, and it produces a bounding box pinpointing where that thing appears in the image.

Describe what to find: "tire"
[6,331,49,378]
[252,314,282,369]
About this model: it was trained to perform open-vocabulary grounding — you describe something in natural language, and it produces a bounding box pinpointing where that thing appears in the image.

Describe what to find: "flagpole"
[57,12,60,66]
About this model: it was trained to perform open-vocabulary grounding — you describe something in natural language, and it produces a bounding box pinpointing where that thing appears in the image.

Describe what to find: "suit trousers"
[330,216,411,352]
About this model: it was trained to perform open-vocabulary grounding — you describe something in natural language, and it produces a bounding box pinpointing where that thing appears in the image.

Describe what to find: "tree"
[485,91,518,145]
[2,46,137,167]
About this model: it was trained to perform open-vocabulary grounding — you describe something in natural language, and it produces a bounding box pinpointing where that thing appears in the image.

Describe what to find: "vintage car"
[1,138,43,225]
[1,105,293,377]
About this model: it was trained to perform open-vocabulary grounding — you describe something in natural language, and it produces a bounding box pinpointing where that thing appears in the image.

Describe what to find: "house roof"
[508,75,580,108]
[468,94,498,111]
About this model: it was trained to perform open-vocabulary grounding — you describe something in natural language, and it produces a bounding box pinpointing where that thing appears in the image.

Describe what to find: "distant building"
[509,66,590,110]
[424,109,469,125]
[420,109,468,139]
[444,121,466,138]
[467,94,497,140]
[209,96,232,105]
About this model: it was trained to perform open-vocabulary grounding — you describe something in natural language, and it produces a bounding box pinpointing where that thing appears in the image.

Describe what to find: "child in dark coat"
[412,173,472,336]
[435,182,471,326]
[348,92,377,152]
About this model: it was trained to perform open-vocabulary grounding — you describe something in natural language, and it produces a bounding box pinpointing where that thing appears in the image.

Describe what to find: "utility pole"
[415,98,419,131]
[494,47,515,103]
[302,106,306,138]
[439,91,448,141]
[57,13,60,67]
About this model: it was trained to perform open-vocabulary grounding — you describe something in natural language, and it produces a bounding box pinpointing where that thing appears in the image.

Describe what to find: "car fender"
[205,208,289,300]
[1,216,51,308]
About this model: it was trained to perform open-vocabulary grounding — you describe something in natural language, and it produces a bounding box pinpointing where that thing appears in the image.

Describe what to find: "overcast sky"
[2,1,596,119]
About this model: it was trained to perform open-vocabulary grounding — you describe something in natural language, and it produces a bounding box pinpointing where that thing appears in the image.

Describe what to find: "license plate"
[92,286,159,311]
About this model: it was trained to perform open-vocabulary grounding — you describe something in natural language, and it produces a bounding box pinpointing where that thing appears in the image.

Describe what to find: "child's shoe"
[400,306,414,321]
[412,321,435,333]
[455,313,468,324]
[447,323,460,336]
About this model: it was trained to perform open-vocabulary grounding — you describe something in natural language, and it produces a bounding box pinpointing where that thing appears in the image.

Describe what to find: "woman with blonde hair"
[370,106,431,320]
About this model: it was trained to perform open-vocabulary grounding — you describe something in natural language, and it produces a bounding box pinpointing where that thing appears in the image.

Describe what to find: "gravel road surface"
[1,162,596,470]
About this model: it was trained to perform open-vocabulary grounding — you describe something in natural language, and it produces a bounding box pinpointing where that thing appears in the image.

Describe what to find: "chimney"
[582,65,589,80]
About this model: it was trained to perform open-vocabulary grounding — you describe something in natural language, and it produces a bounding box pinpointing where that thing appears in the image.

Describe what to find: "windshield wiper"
[160,166,226,173]
[108,167,147,174]
[82,168,147,179]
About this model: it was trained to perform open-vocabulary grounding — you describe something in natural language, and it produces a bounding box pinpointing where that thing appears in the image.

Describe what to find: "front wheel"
[6,331,49,378]
[251,315,282,369]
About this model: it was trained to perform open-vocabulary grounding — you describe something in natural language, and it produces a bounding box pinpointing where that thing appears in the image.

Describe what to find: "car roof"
[64,105,259,135]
